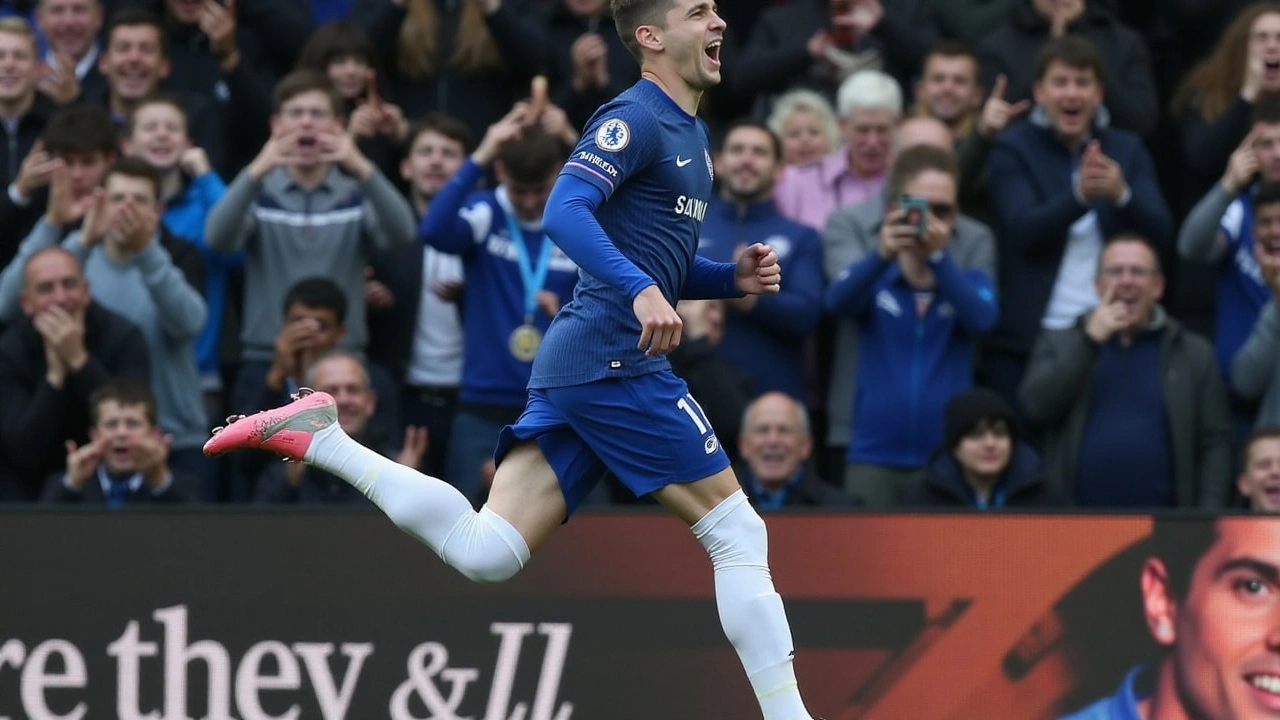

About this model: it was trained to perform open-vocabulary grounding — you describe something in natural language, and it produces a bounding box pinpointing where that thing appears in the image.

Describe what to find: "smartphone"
[829,0,855,47]
[898,194,929,241]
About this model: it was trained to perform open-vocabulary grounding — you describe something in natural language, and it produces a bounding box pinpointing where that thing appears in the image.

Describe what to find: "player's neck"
[1141,659,1185,720]
[641,69,701,116]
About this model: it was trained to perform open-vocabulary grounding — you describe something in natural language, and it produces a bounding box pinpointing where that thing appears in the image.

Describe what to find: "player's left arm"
[932,257,998,335]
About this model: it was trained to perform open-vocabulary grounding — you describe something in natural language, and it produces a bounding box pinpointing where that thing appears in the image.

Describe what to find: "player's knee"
[441,508,529,584]
[697,493,769,567]
[456,558,522,584]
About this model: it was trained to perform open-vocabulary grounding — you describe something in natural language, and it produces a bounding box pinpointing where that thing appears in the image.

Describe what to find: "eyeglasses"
[1100,266,1157,279]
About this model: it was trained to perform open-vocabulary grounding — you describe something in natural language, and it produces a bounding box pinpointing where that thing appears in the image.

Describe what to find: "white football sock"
[304,423,529,582]
[692,490,813,720]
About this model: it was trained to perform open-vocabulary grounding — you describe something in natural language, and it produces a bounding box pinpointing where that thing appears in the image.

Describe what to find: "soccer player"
[202,1,818,718]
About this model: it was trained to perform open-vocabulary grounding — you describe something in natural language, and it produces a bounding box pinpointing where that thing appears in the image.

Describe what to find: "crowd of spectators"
[0,0,1277,516]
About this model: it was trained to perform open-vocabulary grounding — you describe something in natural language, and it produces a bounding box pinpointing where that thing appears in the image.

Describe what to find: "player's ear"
[635,24,663,53]
[1140,557,1178,647]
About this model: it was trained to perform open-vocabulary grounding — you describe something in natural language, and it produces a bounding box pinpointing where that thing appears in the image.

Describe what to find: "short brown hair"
[497,127,565,184]
[886,144,958,201]
[1035,35,1104,84]
[90,379,158,427]
[406,112,471,152]
[102,155,162,201]
[273,69,342,116]
[125,91,188,137]
[924,40,978,72]
[1243,426,1280,468]
[105,6,167,59]
[0,16,38,54]
[611,0,672,63]
[42,104,120,157]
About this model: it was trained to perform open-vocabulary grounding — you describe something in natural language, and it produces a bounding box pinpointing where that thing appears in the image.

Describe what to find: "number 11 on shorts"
[677,394,712,436]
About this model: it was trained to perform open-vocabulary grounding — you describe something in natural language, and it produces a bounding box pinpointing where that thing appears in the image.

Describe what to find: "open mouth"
[704,39,722,67]
[1267,59,1280,78]
[1247,674,1280,709]
[297,135,317,150]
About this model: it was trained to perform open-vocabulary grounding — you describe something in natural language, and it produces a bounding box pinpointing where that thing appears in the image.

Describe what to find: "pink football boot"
[202,388,337,461]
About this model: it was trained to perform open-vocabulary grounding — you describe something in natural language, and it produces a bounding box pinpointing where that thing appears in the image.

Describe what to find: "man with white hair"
[773,69,901,233]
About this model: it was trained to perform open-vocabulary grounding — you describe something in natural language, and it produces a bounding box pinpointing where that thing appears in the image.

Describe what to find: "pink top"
[772,146,887,232]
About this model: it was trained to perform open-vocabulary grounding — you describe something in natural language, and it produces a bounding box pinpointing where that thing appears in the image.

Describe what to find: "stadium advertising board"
[0,511,1264,719]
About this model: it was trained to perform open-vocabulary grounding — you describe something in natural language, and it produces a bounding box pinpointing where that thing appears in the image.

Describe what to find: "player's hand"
[133,433,173,488]
[472,104,530,166]
[318,132,374,180]
[535,289,560,318]
[112,200,158,253]
[34,304,87,371]
[247,130,298,181]
[1224,124,1263,193]
[977,75,1031,140]
[878,207,919,259]
[201,0,238,58]
[179,146,211,177]
[348,102,382,139]
[734,243,781,296]
[633,285,682,357]
[36,53,80,105]
[571,34,609,91]
[1084,283,1130,344]
[364,267,395,310]
[64,437,109,491]
[395,426,429,469]
[15,140,56,199]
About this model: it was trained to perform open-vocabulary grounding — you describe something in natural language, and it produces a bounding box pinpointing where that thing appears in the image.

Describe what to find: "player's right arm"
[543,105,683,355]
[418,159,486,255]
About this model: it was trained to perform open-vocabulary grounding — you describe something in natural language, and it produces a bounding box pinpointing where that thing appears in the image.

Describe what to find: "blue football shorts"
[494,370,731,516]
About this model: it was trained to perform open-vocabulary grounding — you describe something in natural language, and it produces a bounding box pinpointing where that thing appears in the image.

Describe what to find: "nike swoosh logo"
[675,156,692,167]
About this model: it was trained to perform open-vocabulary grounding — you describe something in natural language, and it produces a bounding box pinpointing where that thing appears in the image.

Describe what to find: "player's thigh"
[548,372,732,514]
[485,441,567,554]
[652,465,744,526]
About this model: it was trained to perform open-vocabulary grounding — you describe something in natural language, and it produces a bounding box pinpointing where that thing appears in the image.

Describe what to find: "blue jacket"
[698,197,823,399]
[826,252,997,467]
[987,111,1173,355]
[1058,666,1146,720]
[163,171,239,376]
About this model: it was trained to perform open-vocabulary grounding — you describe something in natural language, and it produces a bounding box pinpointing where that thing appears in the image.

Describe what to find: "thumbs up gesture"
[978,74,1031,140]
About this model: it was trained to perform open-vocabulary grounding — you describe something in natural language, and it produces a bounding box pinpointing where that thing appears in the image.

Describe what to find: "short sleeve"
[1220,198,1245,248]
[561,102,659,200]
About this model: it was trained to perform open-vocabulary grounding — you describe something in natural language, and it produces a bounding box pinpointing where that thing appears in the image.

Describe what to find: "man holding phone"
[824,144,997,506]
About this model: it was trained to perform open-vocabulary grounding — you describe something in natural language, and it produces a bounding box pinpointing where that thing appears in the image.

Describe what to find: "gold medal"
[509,324,542,362]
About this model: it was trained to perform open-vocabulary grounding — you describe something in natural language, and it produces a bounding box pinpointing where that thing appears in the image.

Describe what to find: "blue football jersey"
[530,79,715,388]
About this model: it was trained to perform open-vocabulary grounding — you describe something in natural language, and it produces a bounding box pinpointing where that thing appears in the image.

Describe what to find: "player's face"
[37,0,102,60]
[0,32,38,104]
[57,151,112,200]
[275,90,339,166]
[1249,13,1280,95]
[1032,61,1102,147]
[100,24,169,101]
[283,304,345,352]
[899,169,958,236]
[503,171,558,222]
[843,107,895,178]
[739,395,812,487]
[1256,203,1280,254]
[917,54,981,125]
[400,130,466,202]
[780,109,830,166]
[1239,437,1280,513]
[327,54,370,101]
[952,419,1012,480]
[717,126,779,202]
[1094,240,1164,324]
[19,251,89,321]
[91,400,156,475]
[1255,123,1280,182]
[661,0,725,92]
[128,102,190,172]
[309,357,376,438]
[1154,519,1280,719]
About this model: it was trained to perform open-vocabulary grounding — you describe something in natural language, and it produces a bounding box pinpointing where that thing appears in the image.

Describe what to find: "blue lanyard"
[504,210,553,321]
